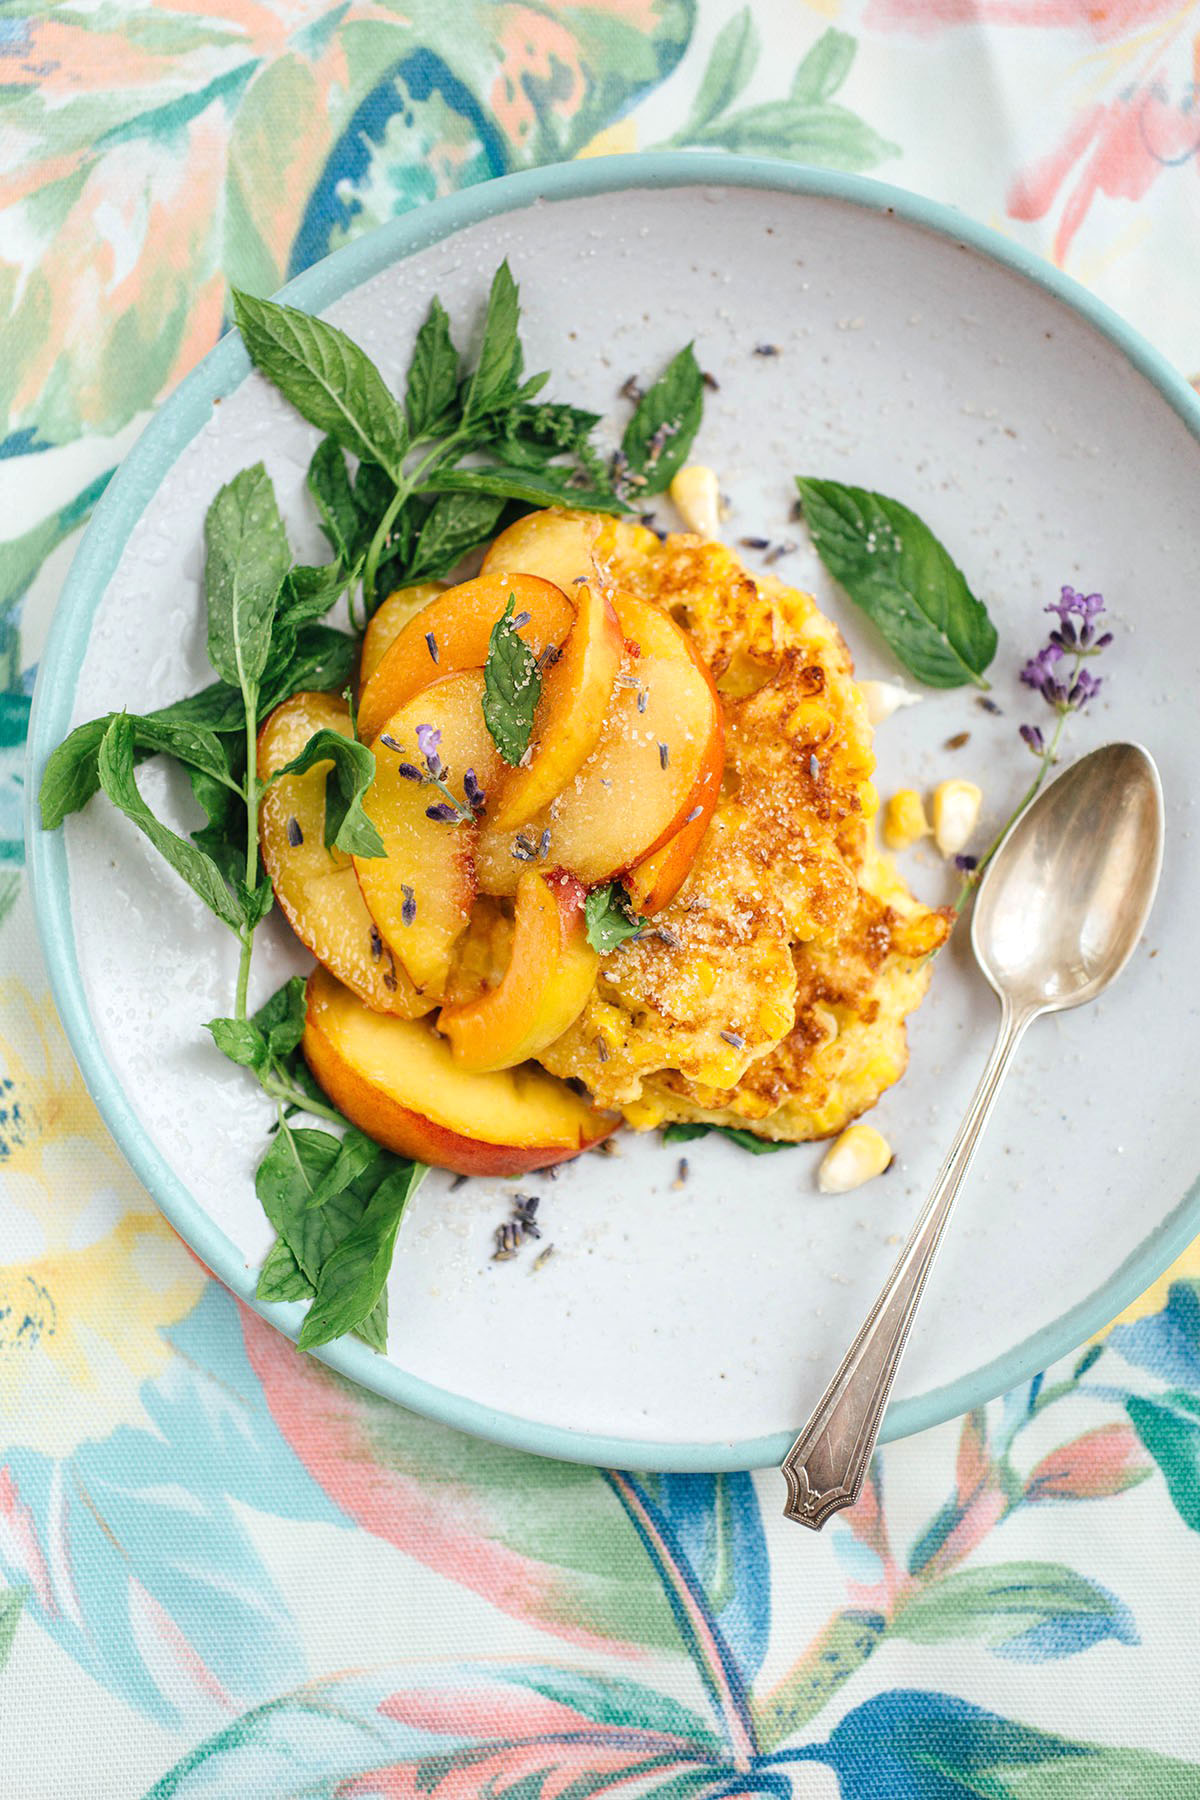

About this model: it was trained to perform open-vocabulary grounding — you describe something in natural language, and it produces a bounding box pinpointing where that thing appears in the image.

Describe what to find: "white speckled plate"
[27,156,1200,1470]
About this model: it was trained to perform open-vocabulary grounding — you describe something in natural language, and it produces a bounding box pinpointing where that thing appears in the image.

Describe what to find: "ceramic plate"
[27,155,1200,1471]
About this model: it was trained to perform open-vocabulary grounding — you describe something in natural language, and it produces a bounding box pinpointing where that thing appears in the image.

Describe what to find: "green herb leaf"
[260,623,357,715]
[39,711,237,830]
[405,296,460,438]
[406,491,507,582]
[661,1120,796,1154]
[427,464,623,514]
[307,437,361,562]
[621,345,704,494]
[233,289,409,480]
[354,1292,389,1353]
[205,1015,268,1069]
[464,261,521,422]
[789,26,856,104]
[253,975,308,1059]
[267,728,383,858]
[186,763,246,888]
[482,593,542,765]
[256,1126,370,1287]
[256,1236,314,1303]
[297,1160,425,1350]
[584,882,646,953]
[680,6,759,134]
[277,560,354,631]
[203,463,291,693]
[304,1125,385,1212]
[794,478,998,689]
[153,683,249,736]
[96,716,243,931]
[237,876,275,930]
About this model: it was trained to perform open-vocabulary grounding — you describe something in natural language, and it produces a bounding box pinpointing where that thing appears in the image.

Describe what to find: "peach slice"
[357,572,573,744]
[360,583,444,690]
[624,803,712,916]
[476,593,724,894]
[439,869,599,1072]
[480,507,602,594]
[304,965,615,1175]
[257,691,428,1016]
[354,672,505,994]
[489,582,623,832]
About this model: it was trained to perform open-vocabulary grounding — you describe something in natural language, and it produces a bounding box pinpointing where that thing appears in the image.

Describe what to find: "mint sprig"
[483,593,542,765]
[584,882,647,953]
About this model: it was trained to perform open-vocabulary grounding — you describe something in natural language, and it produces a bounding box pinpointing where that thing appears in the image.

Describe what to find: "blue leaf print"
[1109,1280,1200,1391]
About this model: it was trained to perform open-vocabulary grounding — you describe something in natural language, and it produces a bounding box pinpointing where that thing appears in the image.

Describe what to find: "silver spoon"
[781,741,1164,1530]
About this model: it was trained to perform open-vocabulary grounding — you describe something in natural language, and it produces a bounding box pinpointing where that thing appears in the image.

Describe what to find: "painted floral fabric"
[4,2,1200,1793]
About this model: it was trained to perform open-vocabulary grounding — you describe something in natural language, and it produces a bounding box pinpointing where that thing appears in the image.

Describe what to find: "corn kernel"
[883,788,930,850]
[696,958,717,997]
[859,680,921,726]
[817,1123,893,1194]
[756,997,794,1040]
[669,464,722,538]
[932,779,983,858]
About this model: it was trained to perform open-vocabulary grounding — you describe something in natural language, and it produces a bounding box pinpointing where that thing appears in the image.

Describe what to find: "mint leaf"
[236,876,275,930]
[187,763,245,887]
[96,717,243,931]
[297,1161,425,1350]
[464,260,521,422]
[253,975,307,1059]
[267,728,384,858]
[584,882,646,953]
[277,560,353,631]
[405,296,460,437]
[355,1292,389,1353]
[304,1126,384,1212]
[205,1016,268,1069]
[307,437,361,562]
[482,594,542,765]
[232,289,409,481]
[621,345,704,494]
[661,1121,795,1154]
[407,490,506,582]
[256,1126,368,1286]
[427,464,623,514]
[39,711,237,829]
[795,478,997,689]
[790,26,856,104]
[203,464,290,692]
[260,623,357,715]
[257,1236,313,1303]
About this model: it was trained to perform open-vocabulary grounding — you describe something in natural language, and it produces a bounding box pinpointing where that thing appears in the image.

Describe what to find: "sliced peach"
[358,572,573,744]
[480,507,602,595]
[439,869,599,1072]
[360,583,444,690]
[257,691,428,1016]
[355,672,505,994]
[490,583,623,832]
[476,593,724,894]
[624,803,713,916]
[304,965,615,1175]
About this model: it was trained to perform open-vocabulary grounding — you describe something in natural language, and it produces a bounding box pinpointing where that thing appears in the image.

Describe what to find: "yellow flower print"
[0,985,205,1457]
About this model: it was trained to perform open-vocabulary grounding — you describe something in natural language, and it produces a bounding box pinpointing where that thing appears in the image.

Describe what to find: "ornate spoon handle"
[781,998,1033,1529]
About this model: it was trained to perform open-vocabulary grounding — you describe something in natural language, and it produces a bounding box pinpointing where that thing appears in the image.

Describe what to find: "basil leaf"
[95,716,243,931]
[253,975,308,1059]
[405,296,460,438]
[257,1236,314,1303]
[39,711,237,829]
[232,289,409,481]
[297,1160,425,1350]
[584,882,646,953]
[464,260,521,422]
[790,26,856,104]
[482,593,542,765]
[407,491,506,582]
[203,464,290,693]
[427,465,624,514]
[307,437,361,562]
[794,478,997,689]
[205,1016,268,1070]
[304,1125,384,1212]
[260,623,357,715]
[621,344,704,494]
[268,728,384,858]
[661,1120,796,1154]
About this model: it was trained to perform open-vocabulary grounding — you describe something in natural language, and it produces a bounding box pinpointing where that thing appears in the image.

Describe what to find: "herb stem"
[952,686,1070,914]
[263,1071,346,1127]
[234,684,262,1019]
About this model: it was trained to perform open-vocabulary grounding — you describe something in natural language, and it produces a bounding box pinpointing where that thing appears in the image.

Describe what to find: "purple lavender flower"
[395,762,424,783]
[954,853,978,872]
[1019,723,1045,754]
[415,723,444,778]
[425,801,460,824]
[401,884,417,927]
[1069,668,1103,708]
[1016,582,1112,757]
[463,768,486,812]
[1046,585,1105,624]
[1019,643,1064,690]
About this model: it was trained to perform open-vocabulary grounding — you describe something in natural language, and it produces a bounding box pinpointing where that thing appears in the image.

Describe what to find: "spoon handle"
[781,999,1033,1529]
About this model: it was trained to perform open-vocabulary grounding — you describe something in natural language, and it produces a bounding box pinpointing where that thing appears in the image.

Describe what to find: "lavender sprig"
[380,724,481,825]
[953,584,1113,912]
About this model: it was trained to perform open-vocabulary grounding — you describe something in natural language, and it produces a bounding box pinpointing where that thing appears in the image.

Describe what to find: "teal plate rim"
[25,151,1200,1473]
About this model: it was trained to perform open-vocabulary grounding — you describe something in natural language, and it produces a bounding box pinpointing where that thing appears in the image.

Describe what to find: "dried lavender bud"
[977,696,1002,715]
[955,853,978,872]
[450,1173,469,1191]
[619,376,644,402]
[537,642,563,671]
[764,539,797,565]
[637,689,648,714]
[369,924,383,960]
[401,884,417,926]
[425,801,460,824]
[753,343,780,357]
[701,370,720,390]
[655,924,680,948]
[285,816,303,847]
[511,610,532,630]
[944,731,971,750]
[537,826,551,860]
[425,630,439,664]
[809,753,820,781]
[1019,723,1045,753]
[684,805,702,824]
[380,734,404,754]
[658,742,670,769]
[463,768,486,812]
[595,1035,609,1062]
[720,1029,746,1049]
[395,762,424,783]
[512,833,539,862]
[739,535,771,550]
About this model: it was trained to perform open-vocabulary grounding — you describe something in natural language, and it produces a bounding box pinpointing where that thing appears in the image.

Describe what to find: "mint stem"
[234,684,260,1020]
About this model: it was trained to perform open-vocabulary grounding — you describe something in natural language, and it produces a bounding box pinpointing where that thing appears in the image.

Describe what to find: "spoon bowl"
[972,743,1165,1016]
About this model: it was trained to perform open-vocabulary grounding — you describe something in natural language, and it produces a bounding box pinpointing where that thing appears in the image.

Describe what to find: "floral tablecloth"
[5,4,1200,1794]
